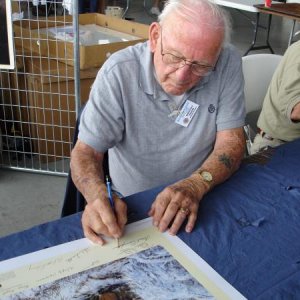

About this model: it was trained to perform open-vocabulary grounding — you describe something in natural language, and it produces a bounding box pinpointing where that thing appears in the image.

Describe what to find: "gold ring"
[179,207,190,215]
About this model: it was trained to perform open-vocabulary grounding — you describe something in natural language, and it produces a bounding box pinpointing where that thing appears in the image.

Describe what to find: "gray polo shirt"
[79,41,245,196]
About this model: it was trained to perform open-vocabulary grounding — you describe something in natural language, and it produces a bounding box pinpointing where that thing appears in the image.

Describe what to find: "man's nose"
[175,64,192,81]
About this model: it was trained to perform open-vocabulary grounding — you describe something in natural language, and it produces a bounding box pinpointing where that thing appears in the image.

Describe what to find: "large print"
[0,219,246,299]
[5,245,214,299]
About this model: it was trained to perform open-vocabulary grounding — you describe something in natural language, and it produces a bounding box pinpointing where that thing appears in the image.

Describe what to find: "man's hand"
[148,175,206,235]
[81,187,127,245]
[291,102,300,122]
[71,140,127,245]
[148,127,245,236]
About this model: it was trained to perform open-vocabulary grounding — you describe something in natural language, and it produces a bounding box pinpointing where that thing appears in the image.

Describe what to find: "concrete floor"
[0,2,298,238]
[0,169,66,237]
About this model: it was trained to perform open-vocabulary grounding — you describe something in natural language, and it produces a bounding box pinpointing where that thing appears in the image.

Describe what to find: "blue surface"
[1,139,300,299]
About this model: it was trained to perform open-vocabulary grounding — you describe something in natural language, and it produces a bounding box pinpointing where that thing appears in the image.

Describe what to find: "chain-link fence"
[0,1,80,175]
[0,0,149,176]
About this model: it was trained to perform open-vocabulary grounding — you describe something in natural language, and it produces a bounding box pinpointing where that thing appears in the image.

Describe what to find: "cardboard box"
[0,71,12,135]
[7,57,31,137]
[0,56,27,139]
[14,13,149,70]
[22,57,98,161]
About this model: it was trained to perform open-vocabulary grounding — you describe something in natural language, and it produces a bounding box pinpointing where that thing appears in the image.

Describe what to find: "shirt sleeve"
[216,46,246,131]
[277,63,300,121]
[78,64,125,153]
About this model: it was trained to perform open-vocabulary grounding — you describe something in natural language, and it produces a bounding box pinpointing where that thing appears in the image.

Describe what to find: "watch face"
[201,171,213,182]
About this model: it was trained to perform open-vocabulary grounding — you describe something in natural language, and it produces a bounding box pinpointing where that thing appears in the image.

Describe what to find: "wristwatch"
[198,170,213,184]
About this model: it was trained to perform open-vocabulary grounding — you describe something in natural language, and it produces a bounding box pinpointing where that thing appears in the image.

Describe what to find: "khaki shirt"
[257,41,300,141]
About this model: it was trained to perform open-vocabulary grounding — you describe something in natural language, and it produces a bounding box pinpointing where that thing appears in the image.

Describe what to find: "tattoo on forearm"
[219,154,233,170]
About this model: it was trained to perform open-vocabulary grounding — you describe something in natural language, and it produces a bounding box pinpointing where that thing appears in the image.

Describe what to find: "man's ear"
[149,22,160,53]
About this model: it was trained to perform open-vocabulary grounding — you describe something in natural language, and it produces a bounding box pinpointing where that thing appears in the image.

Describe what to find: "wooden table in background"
[254,3,300,45]
[215,0,280,55]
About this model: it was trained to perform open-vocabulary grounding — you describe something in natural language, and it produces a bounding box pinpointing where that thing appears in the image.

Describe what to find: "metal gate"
[0,0,80,176]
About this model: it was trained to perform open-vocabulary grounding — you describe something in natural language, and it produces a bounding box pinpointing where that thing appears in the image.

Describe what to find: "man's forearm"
[192,128,245,193]
[70,140,106,203]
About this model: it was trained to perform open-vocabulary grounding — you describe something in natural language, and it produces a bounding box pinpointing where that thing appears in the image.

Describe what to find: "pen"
[106,175,114,209]
[105,176,119,248]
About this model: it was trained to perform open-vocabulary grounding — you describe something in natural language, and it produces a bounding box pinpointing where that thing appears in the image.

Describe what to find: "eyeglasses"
[160,30,215,77]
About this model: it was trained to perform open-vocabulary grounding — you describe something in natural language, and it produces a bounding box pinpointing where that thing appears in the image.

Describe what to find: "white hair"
[158,0,232,46]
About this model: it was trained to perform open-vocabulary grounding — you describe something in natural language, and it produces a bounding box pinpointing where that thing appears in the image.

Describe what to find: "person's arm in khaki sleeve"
[291,101,300,122]
[149,127,245,235]
[70,139,127,245]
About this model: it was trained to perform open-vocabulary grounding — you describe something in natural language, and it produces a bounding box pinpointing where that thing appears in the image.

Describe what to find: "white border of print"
[0,218,246,300]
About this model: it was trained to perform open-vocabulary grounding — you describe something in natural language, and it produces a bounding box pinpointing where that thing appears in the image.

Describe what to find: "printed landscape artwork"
[0,219,246,300]
[6,245,214,300]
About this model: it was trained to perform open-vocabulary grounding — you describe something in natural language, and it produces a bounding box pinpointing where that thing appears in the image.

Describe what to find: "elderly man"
[71,0,246,244]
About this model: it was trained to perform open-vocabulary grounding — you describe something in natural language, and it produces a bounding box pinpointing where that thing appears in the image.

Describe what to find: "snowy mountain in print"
[7,245,215,300]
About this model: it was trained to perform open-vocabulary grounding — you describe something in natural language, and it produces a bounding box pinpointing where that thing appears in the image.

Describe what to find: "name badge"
[175,100,199,127]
